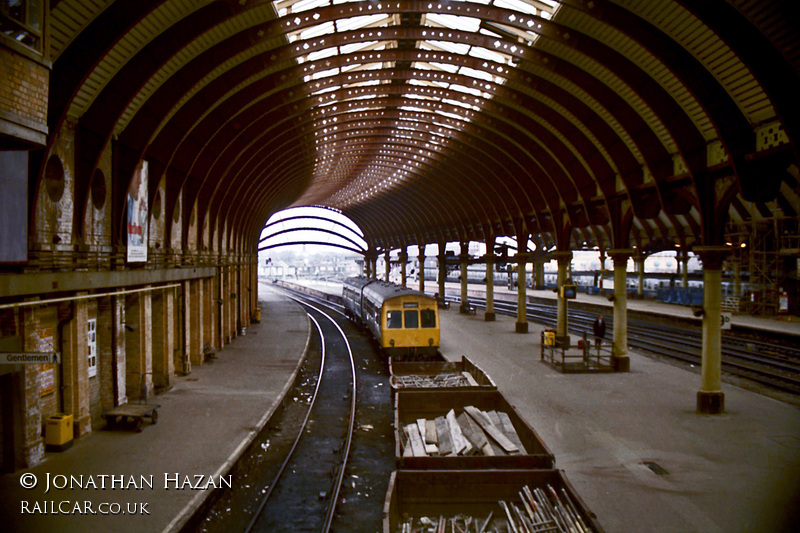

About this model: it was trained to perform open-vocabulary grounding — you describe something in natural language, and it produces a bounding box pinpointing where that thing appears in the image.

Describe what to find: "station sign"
[720,312,732,330]
[1,352,61,364]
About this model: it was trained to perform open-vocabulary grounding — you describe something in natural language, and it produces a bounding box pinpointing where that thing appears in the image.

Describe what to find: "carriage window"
[386,310,402,329]
[421,309,436,328]
[404,310,419,328]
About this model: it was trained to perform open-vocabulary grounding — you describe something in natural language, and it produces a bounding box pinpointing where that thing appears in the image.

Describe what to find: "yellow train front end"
[380,294,440,358]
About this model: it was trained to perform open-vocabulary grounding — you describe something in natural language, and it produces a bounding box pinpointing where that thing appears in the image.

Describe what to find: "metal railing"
[540,330,613,372]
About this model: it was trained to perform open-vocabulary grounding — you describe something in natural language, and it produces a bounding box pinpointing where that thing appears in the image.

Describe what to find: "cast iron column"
[599,248,606,291]
[459,241,471,314]
[418,243,426,293]
[695,246,729,414]
[609,249,633,371]
[400,247,408,287]
[681,251,690,287]
[484,242,495,321]
[553,251,572,339]
[515,253,528,333]
[437,243,447,303]
[635,253,646,298]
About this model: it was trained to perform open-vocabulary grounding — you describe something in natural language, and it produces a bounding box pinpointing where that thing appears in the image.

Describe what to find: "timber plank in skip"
[496,411,527,453]
[457,411,494,456]
[435,416,453,456]
[446,409,472,456]
[425,419,437,444]
[464,405,519,454]
[405,423,427,457]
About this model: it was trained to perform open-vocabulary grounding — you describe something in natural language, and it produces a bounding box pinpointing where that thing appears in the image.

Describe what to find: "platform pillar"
[152,286,175,392]
[459,242,471,314]
[696,246,728,414]
[418,244,426,293]
[125,289,153,402]
[182,280,192,373]
[437,242,447,304]
[598,248,606,291]
[384,251,391,282]
[553,251,572,338]
[609,249,633,372]
[680,251,690,287]
[65,293,92,436]
[485,251,495,321]
[531,259,544,290]
[515,254,528,333]
[111,295,127,406]
[635,253,646,298]
[400,247,408,287]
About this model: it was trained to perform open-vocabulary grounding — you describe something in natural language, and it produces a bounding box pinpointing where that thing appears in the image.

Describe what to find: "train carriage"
[343,277,440,358]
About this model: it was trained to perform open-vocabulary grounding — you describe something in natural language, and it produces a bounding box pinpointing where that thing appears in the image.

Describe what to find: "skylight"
[270,0,562,208]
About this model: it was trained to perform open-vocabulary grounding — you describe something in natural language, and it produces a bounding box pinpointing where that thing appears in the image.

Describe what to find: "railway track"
[186,286,393,532]
[244,299,356,532]
[447,294,800,396]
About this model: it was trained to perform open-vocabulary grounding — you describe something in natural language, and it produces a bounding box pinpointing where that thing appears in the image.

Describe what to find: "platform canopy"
[44,0,799,252]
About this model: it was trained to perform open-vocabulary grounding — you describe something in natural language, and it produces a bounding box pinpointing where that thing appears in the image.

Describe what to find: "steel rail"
[243,287,357,532]
[243,311,327,533]
[299,298,358,532]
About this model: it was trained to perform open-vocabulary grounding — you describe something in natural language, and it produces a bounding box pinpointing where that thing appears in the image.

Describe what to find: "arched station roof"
[42,0,800,254]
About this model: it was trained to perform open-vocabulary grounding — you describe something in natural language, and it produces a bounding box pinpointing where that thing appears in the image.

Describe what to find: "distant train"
[422,265,512,287]
[547,272,747,300]
[421,264,746,301]
[342,277,440,358]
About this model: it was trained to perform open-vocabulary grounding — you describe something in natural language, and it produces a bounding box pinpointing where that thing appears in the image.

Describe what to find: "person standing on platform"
[593,314,606,353]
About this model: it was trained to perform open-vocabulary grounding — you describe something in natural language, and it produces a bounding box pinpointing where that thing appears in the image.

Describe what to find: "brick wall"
[125,294,141,400]
[20,305,44,468]
[88,302,102,428]
[97,297,116,418]
[0,49,48,132]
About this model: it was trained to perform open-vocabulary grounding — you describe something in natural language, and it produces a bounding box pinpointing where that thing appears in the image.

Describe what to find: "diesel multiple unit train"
[342,277,440,358]
[423,265,744,300]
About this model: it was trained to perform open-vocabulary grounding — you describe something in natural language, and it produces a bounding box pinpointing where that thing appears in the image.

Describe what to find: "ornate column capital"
[551,250,572,266]
[693,245,729,270]
[608,248,635,264]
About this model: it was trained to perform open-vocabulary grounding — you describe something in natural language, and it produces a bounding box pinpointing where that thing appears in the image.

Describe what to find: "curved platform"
[0,287,310,533]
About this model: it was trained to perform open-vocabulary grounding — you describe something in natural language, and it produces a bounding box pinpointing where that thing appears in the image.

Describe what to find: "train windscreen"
[404,310,419,328]
[420,309,436,328]
[386,310,402,328]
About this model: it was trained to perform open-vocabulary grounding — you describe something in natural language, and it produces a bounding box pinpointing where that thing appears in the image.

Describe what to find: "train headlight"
[389,339,395,347]
[429,338,434,346]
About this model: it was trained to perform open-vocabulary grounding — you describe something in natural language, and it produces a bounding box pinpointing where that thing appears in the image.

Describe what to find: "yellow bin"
[543,330,556,346]
[45,413,74,451]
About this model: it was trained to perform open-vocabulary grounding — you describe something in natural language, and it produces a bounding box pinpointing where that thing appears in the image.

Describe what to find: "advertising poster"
[126,162,148,262]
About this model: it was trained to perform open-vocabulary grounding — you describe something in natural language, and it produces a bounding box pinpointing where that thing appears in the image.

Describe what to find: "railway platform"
[432,280,800,337]
[436,305,800,533]
[0,288,310,533]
